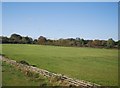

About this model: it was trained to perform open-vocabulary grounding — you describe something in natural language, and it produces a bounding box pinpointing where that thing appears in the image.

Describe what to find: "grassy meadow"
[2,44,118,86]
[2,62,50,86]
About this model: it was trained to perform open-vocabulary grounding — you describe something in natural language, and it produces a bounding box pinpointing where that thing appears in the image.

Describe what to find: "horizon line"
[1,33,118,41]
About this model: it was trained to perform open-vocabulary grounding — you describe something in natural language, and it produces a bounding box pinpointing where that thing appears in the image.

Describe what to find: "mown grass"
[2,44,118,86]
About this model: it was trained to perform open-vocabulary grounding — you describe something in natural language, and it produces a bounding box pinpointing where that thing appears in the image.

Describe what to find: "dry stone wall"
[0,56,101,87]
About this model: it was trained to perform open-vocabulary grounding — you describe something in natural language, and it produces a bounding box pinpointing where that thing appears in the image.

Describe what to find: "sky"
[0,2,2,36]
[1,0,119,2]
[2,2,118,40]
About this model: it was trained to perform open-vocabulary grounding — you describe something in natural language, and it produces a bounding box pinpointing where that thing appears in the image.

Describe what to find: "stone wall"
[0,56,101,87]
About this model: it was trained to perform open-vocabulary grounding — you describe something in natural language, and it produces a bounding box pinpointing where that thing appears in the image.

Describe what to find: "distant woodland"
[0,33,120,49]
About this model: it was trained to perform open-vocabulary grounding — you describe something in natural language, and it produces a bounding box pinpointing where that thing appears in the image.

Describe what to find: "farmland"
[2,44,118,86]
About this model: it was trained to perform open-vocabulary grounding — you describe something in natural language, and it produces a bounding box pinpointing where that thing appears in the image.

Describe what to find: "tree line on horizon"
[0,33,120,49]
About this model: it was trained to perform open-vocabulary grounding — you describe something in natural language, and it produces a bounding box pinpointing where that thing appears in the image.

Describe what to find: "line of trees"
[0,33,120,49]
[0,34,33,44]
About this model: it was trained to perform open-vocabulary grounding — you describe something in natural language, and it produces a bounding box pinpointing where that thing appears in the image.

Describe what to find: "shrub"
[0,54,5,56]
[33,73,39,78]
[18,60,29,65]
[31,64,37,67]
[26,71,33,77]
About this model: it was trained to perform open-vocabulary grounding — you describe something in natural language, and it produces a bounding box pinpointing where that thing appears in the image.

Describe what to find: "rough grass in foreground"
[2,62,49,86]
[2,44,118,86]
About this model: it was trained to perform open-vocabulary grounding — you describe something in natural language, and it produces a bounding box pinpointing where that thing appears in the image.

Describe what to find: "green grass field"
[2,62,50,86]
[2,44,118,86]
